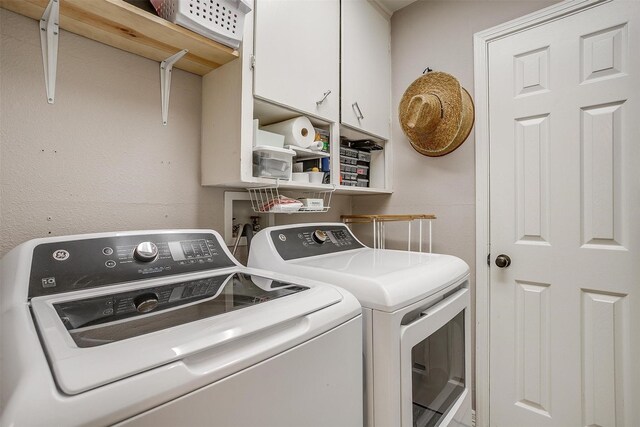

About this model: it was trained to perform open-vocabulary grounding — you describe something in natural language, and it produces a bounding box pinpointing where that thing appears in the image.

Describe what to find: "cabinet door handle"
[352,102,364,120]
[316,90,332,105]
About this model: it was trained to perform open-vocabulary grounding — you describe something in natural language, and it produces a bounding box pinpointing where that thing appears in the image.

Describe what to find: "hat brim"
[409,87,474,157]
[400,72,463,154]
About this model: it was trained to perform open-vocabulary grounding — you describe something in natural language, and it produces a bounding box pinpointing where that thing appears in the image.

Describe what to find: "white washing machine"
[249,223,472,427]
[0,229,363,427]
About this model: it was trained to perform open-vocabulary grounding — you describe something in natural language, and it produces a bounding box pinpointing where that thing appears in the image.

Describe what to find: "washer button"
[105,260,116,268]
[102,247,114,256]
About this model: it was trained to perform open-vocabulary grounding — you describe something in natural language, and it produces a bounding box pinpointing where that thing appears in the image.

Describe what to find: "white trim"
[369,0,393,19]
[472,1,610,426]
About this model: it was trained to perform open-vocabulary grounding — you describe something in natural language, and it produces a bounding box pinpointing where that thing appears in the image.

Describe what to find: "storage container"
[342,147,359,158]
[355,165,369,176]
[341,171,358,181]
[254,119,285,148]
[340,155,357,166]
[253,146,295,180]
[356,178,369,187]
[340,163,357,173]
[150,0,251,49]
[357,151,372,162]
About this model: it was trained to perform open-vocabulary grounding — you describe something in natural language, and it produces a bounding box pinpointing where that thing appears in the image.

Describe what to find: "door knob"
[495,254,511,268]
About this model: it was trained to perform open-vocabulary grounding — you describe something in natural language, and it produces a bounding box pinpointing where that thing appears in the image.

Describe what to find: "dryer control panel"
[270,225,364,261]
[29,232,235,298]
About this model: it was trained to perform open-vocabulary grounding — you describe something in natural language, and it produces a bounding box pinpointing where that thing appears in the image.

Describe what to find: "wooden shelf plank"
[0,0,239,75]
[341,214,437,223]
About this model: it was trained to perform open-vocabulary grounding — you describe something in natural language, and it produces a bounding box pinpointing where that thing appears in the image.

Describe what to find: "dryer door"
[399,288,471,427]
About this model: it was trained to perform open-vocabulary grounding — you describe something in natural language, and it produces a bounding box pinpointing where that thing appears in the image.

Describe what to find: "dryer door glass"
[411,310,465,427]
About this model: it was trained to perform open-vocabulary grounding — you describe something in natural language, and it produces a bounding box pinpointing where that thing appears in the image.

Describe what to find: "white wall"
[0,10,350,258]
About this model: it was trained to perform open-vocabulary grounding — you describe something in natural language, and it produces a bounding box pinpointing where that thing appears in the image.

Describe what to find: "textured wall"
[0,10,350,258]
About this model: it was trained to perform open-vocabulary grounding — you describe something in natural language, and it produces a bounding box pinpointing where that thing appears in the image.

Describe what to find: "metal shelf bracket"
[39,0,60,104]
[160,49,188,125]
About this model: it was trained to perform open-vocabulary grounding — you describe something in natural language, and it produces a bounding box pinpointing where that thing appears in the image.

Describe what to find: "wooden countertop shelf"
[341,214,437,223]
[0,0,239,75]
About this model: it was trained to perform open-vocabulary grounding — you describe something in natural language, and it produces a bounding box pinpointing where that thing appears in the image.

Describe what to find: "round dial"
[312,229,328,244]
[134,241,158,262]
[133,293,159,313]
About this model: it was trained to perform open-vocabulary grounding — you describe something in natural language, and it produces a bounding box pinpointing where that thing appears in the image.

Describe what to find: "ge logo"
[278,234,287,242]
[52,249,70,261]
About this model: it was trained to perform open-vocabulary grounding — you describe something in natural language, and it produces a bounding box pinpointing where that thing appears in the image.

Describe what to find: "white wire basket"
[151,0,251,49]
[248,185,334,214]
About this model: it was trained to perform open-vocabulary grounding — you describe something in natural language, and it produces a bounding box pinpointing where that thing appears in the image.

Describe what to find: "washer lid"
[31,271,343,395]
[287,248,469,312]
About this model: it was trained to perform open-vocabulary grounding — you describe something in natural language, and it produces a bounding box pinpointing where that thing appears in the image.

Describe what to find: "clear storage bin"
[357,151,372,162]
[253,146,295,180]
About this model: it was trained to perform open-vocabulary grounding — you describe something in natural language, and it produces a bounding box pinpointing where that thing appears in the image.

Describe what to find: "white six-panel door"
[488,0,639,425]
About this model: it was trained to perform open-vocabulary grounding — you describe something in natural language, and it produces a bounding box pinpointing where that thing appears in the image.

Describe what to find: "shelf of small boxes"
[339,146,371,188]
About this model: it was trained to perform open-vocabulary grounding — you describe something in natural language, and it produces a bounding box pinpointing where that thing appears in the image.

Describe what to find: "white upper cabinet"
[341,0,391,139]
[253,0,340,123]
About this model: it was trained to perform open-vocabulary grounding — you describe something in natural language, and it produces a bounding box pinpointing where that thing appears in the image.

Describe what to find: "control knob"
[134,241,158,262]
[133,292,159,313]
[312,229,328,244]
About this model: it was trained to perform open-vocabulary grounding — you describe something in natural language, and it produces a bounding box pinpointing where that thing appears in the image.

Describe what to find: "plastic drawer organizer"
[339,145,371,188]
[248,184,334,214]
[253,146,295,180]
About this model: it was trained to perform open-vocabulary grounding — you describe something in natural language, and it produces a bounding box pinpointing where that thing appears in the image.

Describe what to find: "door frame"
[472,1,610,426]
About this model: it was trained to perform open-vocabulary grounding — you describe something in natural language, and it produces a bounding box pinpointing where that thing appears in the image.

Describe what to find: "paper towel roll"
[309,141,324,151]
[262,116,315,149]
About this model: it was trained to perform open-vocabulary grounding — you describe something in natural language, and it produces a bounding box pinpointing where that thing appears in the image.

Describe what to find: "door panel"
[488,1,639,425]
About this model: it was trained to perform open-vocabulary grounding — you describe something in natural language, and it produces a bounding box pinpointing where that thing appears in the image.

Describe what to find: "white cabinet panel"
[253,0,339,122]
[341,0,390,139]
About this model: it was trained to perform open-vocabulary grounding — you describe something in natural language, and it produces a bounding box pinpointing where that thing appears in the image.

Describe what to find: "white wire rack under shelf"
[248,184,334,214]
[341,214,436,252]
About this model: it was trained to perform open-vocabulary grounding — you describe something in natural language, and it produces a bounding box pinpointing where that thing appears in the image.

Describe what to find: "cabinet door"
[253,0,339,122]
[341,0,390,139]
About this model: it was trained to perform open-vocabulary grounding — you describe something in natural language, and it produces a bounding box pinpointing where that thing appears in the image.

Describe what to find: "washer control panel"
[270,225,363,261]
[29,232,235,298]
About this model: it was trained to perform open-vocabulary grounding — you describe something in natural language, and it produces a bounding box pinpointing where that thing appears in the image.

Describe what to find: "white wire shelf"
[248,183,334,214]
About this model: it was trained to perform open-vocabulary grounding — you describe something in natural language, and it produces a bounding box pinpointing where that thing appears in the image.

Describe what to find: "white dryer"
[249,223,472,427]
[0,229,363,427]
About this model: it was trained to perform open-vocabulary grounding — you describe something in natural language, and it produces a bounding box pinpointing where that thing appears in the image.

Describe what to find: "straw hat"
[399,71,474,157]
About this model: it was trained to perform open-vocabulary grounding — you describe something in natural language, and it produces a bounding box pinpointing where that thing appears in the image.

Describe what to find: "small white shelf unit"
[200,4,392,195]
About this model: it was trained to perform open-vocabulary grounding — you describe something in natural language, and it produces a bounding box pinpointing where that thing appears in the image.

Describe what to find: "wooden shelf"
[341,214,436,223]
[0,0,239,75]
